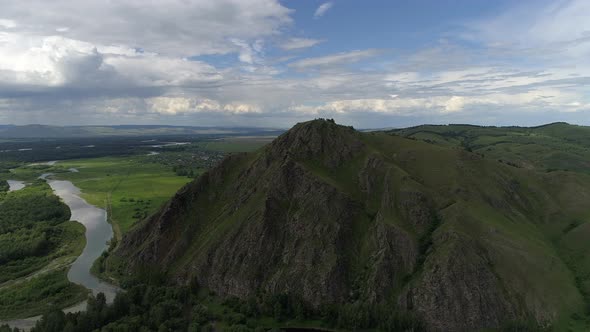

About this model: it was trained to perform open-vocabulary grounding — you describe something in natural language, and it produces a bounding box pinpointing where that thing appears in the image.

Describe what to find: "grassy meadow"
[55,157,193,238]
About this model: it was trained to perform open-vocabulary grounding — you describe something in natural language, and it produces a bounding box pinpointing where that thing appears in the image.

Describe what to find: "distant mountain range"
[0,124,283,138]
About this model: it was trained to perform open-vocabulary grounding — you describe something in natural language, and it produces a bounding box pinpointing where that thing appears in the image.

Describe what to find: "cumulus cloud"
[0,32,222,94]
[0,0,589,128]
[0,34,110,87]
[314,2,334,18]
[0,0,292,57]
[0,0,289,97]
[146,97,261,115]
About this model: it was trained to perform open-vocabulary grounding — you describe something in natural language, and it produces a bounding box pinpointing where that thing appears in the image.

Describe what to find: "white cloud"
[314,2,334,18]
[287,88,590,117]
[0,34,104,86]
[0,0,292,57]
[0,33,222,88]
[1,0,590,128]
[467,0,590,60]
[105,55,222,86]
[279,38,323,50]
[443,96,465,113]
[0,19,16,29]
[231,39,266,64]
[146,97,261,115]
[289,49,380,69]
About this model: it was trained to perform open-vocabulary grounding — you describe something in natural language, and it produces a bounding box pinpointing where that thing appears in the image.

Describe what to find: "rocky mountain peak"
[266,118,364,167]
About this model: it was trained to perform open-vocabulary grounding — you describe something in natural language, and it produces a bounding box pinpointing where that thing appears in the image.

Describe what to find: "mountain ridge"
[108,119,590,331]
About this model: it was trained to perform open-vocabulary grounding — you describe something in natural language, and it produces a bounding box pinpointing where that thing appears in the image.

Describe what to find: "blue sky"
[0,0,589,128]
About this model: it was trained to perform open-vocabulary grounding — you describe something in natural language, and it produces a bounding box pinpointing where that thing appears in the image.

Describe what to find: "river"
[1,171,119,330]
[47,179,120,303]
[7,180,26,192]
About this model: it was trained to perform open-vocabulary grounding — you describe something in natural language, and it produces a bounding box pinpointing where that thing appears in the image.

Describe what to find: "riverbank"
[0,179,88,329]
[0,171,119,330]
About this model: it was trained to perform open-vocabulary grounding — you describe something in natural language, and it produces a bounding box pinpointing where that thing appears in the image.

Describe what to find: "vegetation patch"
[0,269,88,320]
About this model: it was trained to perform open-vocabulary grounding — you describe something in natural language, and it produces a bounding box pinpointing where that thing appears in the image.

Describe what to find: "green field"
[54,157,194,238]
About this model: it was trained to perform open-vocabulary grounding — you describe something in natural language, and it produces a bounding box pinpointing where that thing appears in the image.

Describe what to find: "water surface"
[7,180,26,192]
[47,179,119,303]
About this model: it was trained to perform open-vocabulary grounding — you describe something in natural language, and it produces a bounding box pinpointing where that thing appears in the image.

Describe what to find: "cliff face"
[114,119,590,331]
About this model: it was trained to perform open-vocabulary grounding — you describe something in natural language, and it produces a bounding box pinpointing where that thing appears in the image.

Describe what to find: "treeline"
[0,135,209,163]
[0,181,72,282]
[12,272,425,332]
[0,276,547,331]
[0,269,87,320]
[0,136,162,163]
[221,294,424,331]
[172,165,198,178]
[0,180,8,193]
[0,226,50,264]
[0,181,70,233]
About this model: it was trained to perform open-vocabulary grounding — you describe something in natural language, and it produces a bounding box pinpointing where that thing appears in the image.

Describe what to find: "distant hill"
[0,124,282,138]
[392,122,590,174]
[109,119,590,331]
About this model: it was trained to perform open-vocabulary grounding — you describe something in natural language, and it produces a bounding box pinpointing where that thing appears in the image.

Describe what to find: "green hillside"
[392,122,590,174]
[105,119,590,331]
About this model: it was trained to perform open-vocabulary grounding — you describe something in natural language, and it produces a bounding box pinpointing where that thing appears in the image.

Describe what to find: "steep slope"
[112,119,590,331]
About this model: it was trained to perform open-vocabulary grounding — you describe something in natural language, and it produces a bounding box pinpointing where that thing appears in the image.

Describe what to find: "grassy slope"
[54,138,271,238]
[392,123,590,330]
[194,128,589,328]
[365,133,587,329]
[393,122,590,173]
[197,137,275,153]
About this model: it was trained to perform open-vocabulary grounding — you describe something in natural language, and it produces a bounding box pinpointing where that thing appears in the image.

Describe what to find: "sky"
[0,0,589,128]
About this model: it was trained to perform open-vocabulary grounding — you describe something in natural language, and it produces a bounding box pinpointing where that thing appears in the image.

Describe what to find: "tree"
[32,307,66,332]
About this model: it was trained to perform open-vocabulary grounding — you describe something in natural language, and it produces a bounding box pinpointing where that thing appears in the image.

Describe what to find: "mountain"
[0,124,282,138]
[110,119,590,331]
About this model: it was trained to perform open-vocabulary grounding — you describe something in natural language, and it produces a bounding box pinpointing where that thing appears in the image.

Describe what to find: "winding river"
[47,179,120,303]
[2,169,119,330]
